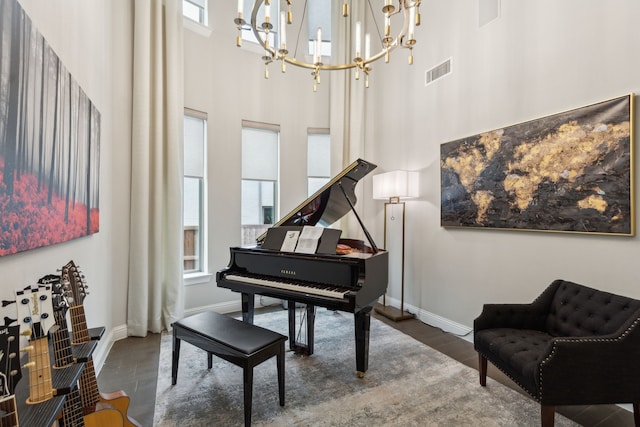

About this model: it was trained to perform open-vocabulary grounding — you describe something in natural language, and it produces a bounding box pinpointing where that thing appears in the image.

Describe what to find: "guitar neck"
[0,394,18,427]
[61,387,86,427]
[24,335,54,404]
[79,357,101,413]
[51,318,75,369]
[69,305,91,344]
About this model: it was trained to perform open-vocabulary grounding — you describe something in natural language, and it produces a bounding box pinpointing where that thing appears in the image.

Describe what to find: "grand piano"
[216,158,388,377]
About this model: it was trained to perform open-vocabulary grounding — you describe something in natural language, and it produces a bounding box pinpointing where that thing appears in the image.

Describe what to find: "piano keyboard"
[225,274,350,299]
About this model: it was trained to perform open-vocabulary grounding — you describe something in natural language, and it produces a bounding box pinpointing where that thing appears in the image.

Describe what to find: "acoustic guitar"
[61,261,141,427]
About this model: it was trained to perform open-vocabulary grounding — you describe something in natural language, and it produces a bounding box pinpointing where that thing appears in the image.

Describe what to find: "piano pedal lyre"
[288,303,315,356]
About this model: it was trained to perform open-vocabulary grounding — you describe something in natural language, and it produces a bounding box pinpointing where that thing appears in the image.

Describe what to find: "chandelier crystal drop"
[235,0,421,91]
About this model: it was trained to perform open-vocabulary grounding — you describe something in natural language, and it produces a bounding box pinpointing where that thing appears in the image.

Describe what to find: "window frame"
[183,0,208,26]
[183,108,211,285]
[307,128,331,196]
[241,120,280,246]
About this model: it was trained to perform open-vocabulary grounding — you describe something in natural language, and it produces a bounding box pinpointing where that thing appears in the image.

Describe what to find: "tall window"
[183,110,207,274]
[241,122,280,246]
[183,0,208,26]
[307,130,331,195]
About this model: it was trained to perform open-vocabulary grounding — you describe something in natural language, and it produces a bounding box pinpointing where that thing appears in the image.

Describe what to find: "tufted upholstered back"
[545,279,640,337]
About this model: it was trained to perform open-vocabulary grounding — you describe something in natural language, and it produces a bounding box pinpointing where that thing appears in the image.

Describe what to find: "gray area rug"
[154,308,578,426]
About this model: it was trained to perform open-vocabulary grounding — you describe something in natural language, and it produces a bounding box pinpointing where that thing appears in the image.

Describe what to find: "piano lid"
[256,158,377,244]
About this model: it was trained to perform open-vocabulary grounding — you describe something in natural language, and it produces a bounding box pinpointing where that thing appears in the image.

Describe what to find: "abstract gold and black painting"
[440,94,633,235]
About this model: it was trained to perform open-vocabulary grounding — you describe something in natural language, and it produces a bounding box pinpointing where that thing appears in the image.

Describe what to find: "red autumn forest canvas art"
[0,0,100,256]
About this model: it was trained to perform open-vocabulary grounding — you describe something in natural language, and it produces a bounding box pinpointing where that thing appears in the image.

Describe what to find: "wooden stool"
[171,311,287,427]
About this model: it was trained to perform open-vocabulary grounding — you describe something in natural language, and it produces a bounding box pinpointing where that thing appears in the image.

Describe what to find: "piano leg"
[241,293,255,323]
[354,306,372,378]
[287,302,315,355]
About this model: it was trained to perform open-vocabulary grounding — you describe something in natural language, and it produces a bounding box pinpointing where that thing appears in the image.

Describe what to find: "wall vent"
[425,58,452,86]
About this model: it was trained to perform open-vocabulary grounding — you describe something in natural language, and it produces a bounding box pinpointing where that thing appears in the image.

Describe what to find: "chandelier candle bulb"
[237,0,243,15]
[279,11,287,51]
[365,33,371,60]
[355,21,362,59]
[314,27,322,64]
[408,6,416,41]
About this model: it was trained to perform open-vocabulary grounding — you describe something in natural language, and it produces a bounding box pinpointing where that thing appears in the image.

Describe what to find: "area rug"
[153,308,578,427]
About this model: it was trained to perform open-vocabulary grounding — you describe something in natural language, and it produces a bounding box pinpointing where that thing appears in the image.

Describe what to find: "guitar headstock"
[0,325,21,397]
[15,285,55,404]
[60,260,89,308]
[15,285,55,342]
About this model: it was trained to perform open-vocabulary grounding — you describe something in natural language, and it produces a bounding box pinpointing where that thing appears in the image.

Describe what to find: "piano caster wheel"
[356,371,365,378]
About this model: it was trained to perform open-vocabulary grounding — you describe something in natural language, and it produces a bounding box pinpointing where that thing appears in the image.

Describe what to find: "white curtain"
[128,0,185,336]
[330,0,367,240]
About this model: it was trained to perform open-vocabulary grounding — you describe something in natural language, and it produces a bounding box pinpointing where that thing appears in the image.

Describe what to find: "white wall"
[3,0,133,367]
[364,0,640,328]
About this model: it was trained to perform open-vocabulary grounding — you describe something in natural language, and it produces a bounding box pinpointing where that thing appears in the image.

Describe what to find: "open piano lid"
[257,158,377,248]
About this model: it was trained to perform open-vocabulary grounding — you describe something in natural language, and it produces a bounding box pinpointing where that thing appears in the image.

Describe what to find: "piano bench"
[171,311,287,427]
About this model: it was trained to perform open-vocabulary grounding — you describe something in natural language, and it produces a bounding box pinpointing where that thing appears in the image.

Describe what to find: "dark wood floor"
[97,306,636,427]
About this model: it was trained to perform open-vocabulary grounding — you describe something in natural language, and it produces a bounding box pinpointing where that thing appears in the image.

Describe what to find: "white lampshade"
[372,170,420,200]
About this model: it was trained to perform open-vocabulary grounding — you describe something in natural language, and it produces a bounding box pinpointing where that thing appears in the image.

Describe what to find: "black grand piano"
[216,158,388,377]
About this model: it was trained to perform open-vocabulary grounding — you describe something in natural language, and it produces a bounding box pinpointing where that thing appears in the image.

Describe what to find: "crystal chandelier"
[235,0,421,91]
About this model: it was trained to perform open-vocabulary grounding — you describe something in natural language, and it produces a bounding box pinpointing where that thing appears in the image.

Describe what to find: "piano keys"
[216,159,388,377]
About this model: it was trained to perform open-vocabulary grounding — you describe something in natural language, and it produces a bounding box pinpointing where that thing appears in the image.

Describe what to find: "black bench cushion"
[474,328,554,396]
[173,311,286,355]
[546,280,640,337]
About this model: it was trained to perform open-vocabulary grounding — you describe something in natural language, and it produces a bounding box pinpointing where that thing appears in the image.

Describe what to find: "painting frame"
[440,94,634,236]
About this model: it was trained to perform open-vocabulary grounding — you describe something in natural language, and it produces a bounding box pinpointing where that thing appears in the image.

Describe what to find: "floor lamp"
[372,170,419,322]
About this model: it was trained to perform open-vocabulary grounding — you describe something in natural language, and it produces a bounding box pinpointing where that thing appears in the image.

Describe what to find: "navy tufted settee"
[474,279,640,427]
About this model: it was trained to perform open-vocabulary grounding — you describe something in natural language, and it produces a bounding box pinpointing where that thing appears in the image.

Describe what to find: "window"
[239,0,280,49]
[183,110,207,275]
[307,130,331,195]
[183,0,208,26]
[307,0,332,58]
[241,122,280,246]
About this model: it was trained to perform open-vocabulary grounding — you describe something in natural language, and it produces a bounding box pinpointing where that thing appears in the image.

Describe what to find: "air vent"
[425,58,452,86]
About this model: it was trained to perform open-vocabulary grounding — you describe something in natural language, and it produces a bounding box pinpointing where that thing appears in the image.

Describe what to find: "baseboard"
[380,296,474,343]
[92,324,127,375]
[183,295,282,317]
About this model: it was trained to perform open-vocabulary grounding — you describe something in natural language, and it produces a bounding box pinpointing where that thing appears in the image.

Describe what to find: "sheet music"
[294,226,324,254]
[280,230,300,252]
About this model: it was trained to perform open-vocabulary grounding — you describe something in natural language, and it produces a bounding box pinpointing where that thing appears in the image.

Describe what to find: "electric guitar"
[45,275,124,427]
[0,323,21,427]
[16,285,56,405]
[61,261,141,427]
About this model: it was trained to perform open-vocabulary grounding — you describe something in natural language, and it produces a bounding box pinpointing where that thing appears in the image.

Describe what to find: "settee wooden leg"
[633,402,639,427]
[478,353,487,386]
[541,405,555,427]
